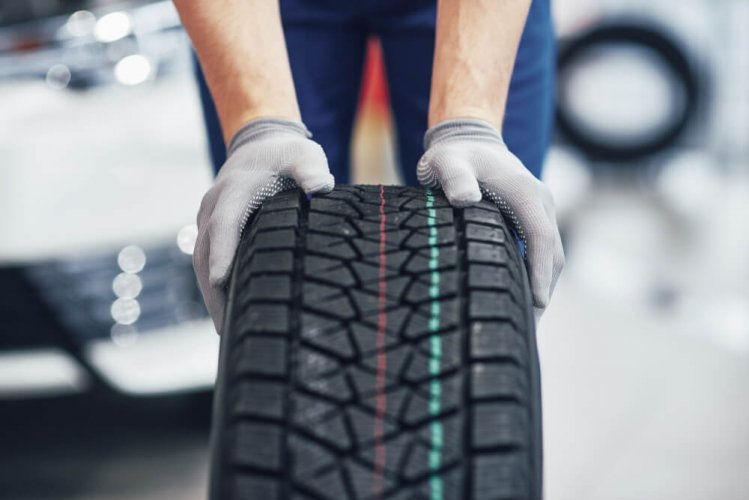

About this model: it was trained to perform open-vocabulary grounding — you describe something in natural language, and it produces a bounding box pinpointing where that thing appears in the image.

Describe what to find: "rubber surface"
[210,186,542,500]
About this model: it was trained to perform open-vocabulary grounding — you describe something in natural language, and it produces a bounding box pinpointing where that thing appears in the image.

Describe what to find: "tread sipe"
[210,186,542,500]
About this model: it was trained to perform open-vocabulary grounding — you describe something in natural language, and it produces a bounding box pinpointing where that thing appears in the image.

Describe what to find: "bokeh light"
[94,12,132,43]
[177,224,198,255]
[110,298,141,325]
[117,245,146,274]
[112,272,143,299]
[114,55,153,86]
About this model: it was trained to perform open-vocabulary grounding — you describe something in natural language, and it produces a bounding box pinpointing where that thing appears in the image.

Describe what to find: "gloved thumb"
[288,143,335,195]
[427,156,481,208]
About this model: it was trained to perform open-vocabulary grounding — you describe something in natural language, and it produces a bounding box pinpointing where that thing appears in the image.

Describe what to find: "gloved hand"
[417,119,564,321]
[194,118,334,333]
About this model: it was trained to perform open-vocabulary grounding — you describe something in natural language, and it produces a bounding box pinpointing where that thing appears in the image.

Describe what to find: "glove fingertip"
[531,285,550,310]
[444,186,482,208]
[533,307,544,327]
[528,266,551,309]
[302,177,335,196]
[209,264,231,289]
[207,236,236,288]
[206,292,227,335]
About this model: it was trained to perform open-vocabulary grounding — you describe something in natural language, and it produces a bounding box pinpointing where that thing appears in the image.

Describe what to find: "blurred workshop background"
[0,0,747,499]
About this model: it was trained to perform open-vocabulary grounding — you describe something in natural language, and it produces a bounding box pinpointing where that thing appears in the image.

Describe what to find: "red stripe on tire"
[372,185,388,498]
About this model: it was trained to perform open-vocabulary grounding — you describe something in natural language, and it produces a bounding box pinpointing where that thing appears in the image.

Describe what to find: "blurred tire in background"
[556,21,701,162]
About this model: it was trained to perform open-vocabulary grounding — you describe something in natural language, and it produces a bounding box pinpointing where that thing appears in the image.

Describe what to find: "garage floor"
[0,394,211,500]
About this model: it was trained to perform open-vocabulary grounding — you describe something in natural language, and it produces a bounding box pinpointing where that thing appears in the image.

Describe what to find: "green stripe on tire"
[425,189,443,500]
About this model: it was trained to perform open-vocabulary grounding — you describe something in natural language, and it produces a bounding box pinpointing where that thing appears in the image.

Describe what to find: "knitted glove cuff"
[228,118,312,156]
[424,119,504,150]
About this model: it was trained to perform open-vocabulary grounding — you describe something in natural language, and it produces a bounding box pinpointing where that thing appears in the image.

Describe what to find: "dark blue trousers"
[196,0,555,181]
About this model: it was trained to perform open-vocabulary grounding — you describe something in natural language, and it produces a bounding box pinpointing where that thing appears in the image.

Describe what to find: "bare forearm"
[173,0,299,143]
[429,0,531,131]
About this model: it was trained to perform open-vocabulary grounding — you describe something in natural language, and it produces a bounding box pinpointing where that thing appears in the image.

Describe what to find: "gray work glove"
[194,118,334,333]
[417,119,564,322]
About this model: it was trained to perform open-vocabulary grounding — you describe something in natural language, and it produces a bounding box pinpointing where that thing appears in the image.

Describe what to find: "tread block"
[247,275,292,301]
[255,208,299,230]
[346,459,397,499]
[229,474,280,500]
[347,405,398,447]
[249,250,294,274]
[382,249,413,271]
[372,433,412,476]
[349,260,380,282]
[350,238,382,256]
[404,270,459,302]
[304,258,357,287]
[293,404,351,450]
[472,402,528,448]
[466,223,508,244]
[348,288,382,315]
[470,321,527,364]
[302,327,355,360]
[473,453,528,500]
[250,228,296,250]
[360,275,412,302]
[310,197,362,216]
[402,194,451,210]
[402,440,434,481]
[382,307,411,336]
[402,306,458,340]
[322,188,366,203]
[404,226,456,248]
[471,363,528,402]
[304,255,340,273]
[415,413,464,465]
[307,235,356,260]
[413,299,460,332]
[350,260,401,283]
[405,333,462,382]
[350,323,401,356]
[231,337,288,378]
[308,221,360,239]
[297,371,352,404]
[405,247,458,274]
[467,241,511,266]
[233,303,290,336]
[469,291,525,329]
[302,294,356,320]
[359,343,411,382]
[404,209,454,227]
[463,206,504,228]
[301,313,342,336]
[302,281,341,301]
[359,386,409,420]
[230,380,285,419]
[468,264,519,292]
[297,465,348,500]
[403,376,462,425]
[297,347,342,380]
[317,265,358,287]
[228,421,282,470]
[260,191,301,210]
[289,434,338,478]
[349,365,401,397]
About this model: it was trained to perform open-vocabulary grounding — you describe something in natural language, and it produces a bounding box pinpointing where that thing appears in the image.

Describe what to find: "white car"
[0,1,219,400]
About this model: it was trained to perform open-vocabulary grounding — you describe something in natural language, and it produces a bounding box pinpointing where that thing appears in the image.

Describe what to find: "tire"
[556,22,700,161]
[210,186,542,500]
